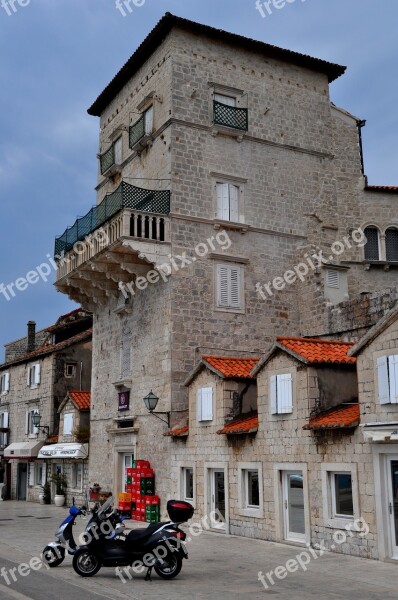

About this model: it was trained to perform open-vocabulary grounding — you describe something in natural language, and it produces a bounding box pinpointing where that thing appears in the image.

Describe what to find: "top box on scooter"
[167,500,194,523]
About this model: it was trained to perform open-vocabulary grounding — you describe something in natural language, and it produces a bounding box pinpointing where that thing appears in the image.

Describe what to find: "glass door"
[283,471,306,542]
[387,458,398,559]
[17,463,27,501]
[209,469,226,530]
[122,453,134,492]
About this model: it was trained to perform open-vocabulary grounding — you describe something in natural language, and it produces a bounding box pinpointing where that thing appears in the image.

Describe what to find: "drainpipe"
[79,362,83,391]
[356,119,367,175]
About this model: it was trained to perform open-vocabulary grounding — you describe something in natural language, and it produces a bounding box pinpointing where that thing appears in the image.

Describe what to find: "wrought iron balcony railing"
[129,114,146,148]
[54,182,171,258]
[100,145,116,175]
[213,100,248,131]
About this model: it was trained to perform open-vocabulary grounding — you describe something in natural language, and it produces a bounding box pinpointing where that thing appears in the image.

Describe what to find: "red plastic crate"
[126,468,134,477]
[118,502,132,511]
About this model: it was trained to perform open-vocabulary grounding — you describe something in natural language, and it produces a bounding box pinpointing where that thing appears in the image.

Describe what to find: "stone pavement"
[0,501,397,599]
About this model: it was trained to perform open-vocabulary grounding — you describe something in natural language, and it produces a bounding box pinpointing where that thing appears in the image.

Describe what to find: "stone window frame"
[267,367,297,419]
[321,463,360,529]
[374,350,398,406]
[238,461,264,518]
[0,371,10,395]
[362,222,398,263]
[65,363,77,379]
[176,463,196,507]
[210,172,247,227]
[214,261,245,315]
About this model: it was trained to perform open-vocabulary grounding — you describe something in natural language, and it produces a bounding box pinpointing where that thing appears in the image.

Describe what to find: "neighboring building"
[38,390,90,505]
[0,309,92,502]
[52,13,398,522]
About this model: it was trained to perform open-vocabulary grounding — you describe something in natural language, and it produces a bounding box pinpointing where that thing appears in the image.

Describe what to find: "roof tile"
[217,414,258,435]
[69,391,91,410]
[303,403,360,430]
[203,356,259,379]
[277,337,356,365]
[164,425,189,438]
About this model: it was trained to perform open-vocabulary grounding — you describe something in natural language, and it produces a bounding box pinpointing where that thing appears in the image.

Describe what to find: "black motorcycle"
[72,499,194,580]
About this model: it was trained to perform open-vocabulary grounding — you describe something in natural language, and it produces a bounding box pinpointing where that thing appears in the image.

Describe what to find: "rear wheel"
[42,546,65,568]
[72,549,101,577]
[154,553,182,580]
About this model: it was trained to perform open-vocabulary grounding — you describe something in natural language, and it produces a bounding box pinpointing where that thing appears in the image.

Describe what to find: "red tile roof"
[164,425,189,438]
[217,414,259,435]
[365,185,398,193]
[203,356,259,379]
[69,391,91,410]
[303,403,360,430]
[276,337,356,365]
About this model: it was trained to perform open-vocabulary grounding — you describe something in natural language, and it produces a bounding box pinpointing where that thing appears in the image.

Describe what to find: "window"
[144,106,153,135]
[270,374,293,415]
[0,372,10,394]
[216,264,243,311]
[129,105,153,148]
[377,355,398,404]
[72,462,83,490]
[26,409,39,435]
[326,269,340,289]
[214,93,236,107]
[213,92,248,131]
[63,413,74,436]
[65,364,76,378]
[35,462,46,487]
[243,469,260,508]
[197,387,213,422]
[216,183,239,222]
[386,228,398,262]
[364,226,380,261]
[181,467,194,502]
[331,473,353,518]
[0,412,9,450]
[27,364,40,388]
[114,137,122,165]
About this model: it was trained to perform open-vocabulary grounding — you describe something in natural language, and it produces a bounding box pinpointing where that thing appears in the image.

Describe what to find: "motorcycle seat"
[126,522,167,544]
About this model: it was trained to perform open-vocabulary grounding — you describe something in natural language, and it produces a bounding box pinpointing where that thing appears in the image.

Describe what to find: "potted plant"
[40,481,51,505]
[50,473,67,507]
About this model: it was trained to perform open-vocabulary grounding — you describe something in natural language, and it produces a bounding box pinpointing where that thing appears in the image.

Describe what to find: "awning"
[4,441,44,460]
[362,427,398,443]
[38,443,89,460]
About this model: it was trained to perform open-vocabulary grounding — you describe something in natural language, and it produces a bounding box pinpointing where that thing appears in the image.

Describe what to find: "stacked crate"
[125,460,160,523]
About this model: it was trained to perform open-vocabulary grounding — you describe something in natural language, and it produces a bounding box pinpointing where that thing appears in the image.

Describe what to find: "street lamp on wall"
[143,391,170,427]
[31,413,50,437]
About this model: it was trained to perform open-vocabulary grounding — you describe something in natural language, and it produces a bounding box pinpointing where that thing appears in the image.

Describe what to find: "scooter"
[42,496,126,567]
[72,499,194,580]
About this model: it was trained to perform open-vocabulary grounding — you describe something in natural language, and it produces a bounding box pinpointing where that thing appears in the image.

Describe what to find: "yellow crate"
[118,492,132,502]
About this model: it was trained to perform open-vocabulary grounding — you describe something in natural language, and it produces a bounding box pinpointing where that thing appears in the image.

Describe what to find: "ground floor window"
[72,462,83,490]
[238,462,263,517]
[243,470,259,508]
[331,472,354,518]
[35,462,45,487]
[181,467,194,502]
[321,464,358,528]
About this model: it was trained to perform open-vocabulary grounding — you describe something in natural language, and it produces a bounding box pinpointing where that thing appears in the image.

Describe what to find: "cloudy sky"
[0,0,397,355]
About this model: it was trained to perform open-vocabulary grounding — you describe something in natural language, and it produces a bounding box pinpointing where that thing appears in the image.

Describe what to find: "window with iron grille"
[364,226,380,261]
[386,228,398,262]
[129,106,153,148]
[213,93,248,131]
[100,137,122,175]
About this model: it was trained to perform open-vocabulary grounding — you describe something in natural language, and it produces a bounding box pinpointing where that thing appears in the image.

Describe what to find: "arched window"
[386,227,398,262]
[364,226,380,261]
[120,321,132,380]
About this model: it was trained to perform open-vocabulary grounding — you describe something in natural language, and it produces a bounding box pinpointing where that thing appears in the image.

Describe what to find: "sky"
[0,0,397,356]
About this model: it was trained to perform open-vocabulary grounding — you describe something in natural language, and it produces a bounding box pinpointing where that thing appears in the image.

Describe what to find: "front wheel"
[154,553,183,580]
[72,549,101,577]
[42,545,66,568]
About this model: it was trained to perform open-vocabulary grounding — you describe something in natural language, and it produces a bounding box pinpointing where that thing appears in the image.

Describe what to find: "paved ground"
[0,501,397,599]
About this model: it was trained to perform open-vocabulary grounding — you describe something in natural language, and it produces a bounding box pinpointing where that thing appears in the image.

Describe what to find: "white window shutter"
[41,463,46,486]
[229,185,239,222]
[34,365,41,386]
[270,375,278,414]
[25,411,29,434]
[144,106,153,134]
[28,464,35,487]
[377,356,390,404]
[3,412,9,428]
[214,93,236,107]
[201,387,213,421]
[4,372,10,392]
[277,374,293,414]
[64,413,73,435]
[197,389,203,421]
[229,266,241,308]
[32,409,39,435]
[114,137,122,164]
[216,183,223,219]
[217,265,230,307]
[388,355,398,404]
[27,367,31,386]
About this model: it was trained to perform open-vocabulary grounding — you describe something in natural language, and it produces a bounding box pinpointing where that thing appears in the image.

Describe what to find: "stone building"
[52,13,398,519]
[0,309,92,502]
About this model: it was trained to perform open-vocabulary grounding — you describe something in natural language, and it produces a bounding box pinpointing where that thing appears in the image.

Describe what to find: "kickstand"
[145,567,153,582]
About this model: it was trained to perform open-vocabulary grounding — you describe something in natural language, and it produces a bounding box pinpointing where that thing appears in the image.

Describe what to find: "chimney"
[27,321,36,353]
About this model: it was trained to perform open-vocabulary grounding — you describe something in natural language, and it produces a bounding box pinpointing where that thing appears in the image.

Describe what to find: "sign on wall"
[118,391,130,412]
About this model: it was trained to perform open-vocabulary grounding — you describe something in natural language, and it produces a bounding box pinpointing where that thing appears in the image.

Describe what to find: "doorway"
[121,453,134,492]
[17,463,27,501]
[209,469,226,530]
[282,471,306,542]
[387,458,398,559]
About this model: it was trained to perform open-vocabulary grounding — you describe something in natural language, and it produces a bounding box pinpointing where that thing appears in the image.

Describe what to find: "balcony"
[213,100,248,132]
[54,182,171,307]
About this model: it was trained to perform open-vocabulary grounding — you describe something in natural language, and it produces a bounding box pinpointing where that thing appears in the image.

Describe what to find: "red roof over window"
[217,414,258,435]
[203,356,259,379]
[69,391,91,410]
[303,403,360,430]
[164,425,189,438]
[277,337,356,365]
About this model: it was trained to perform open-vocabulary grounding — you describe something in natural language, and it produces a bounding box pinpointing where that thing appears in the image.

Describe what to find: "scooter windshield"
[96,496,113,517]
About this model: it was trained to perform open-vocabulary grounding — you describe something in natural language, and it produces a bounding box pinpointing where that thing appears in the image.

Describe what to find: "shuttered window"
[26,409,39,435]
[364,227,380,261]
[63,413,74,436]
[0,372,10,393]
[144,106,154,135]
[326,269,340,289]
[197,387,213,421]
[114,137,123,165]
[270,374,293,415]
[216,264,242,310]
[377,355,398,404]
[27,364,41,387]
[386,228,398,262]
[216,183,239,222]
